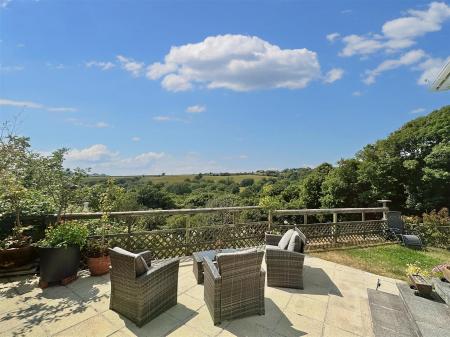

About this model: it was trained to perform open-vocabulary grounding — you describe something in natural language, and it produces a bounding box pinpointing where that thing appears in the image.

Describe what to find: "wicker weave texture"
[203,250,265,325]
[265,233,305,289]
[109,248,180,327]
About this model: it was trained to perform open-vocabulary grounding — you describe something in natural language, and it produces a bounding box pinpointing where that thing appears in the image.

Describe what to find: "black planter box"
[39,246,80,283]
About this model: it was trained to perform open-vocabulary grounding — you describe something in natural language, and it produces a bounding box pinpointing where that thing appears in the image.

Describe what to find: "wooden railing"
[79,203,391,258]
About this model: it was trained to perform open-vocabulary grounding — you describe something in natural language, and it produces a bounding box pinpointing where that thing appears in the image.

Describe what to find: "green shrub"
[38,221,89,248]
[406,208,449,248]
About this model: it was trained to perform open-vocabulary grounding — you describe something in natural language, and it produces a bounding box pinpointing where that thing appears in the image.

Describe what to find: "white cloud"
[339,2,450,57]
[0,65,25,72]
[66,144,118,162]
[85,61,115,71]
[131,136,141,142]
[415,56,450,85]
[239,154,248,159]
[326,33,341,42]
[410,107,426,114]
[363,49,427,85]
[1,97,79,113]
[352,91,363,96]
[340,34,384,57]
[46,62,65,70]
[152,115,186,123]
[186,105,206,113]
[66,118,110,128]
[324,68,344,83]
[0,98,43,109]
[117,55,144,77]
[47,107,77,112]
[147,34,322,92]
[382,2,450,41]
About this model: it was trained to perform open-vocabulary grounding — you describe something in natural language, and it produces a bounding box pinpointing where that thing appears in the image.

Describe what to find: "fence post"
[268,210,273,232]
[333,212,338,245]
[377,200,391,220]
[304,214,308,225]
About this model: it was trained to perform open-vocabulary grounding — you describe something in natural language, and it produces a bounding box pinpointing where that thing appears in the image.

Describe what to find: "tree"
[137,182,176,209]
[320,159,367,208]
[297,163,333,208]
[240,178,254,187]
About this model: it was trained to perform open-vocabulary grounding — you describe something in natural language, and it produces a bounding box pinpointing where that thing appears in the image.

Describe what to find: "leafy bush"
[38,221,89,248]
[405,208,449,248]
[405,261,431,278]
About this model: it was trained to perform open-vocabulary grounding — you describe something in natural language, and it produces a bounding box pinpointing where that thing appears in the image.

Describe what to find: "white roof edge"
[431,61,450,92]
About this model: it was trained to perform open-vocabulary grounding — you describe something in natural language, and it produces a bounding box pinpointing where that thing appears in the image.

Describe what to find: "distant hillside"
[84,173,271,185]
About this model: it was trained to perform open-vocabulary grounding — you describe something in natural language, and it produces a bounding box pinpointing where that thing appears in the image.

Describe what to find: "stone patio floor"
[0,256,403,337]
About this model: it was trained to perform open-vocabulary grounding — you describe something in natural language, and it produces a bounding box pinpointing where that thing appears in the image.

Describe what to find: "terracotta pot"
[443,266,450,282]
[87,255,110,276]
[0,246,36,269]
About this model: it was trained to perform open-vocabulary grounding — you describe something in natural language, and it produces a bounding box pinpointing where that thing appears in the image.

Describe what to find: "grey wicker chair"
[265,233,305,289]
[203,249,265,325]
[109,248,180,327]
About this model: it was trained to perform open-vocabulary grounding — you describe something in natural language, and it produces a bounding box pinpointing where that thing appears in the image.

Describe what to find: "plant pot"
[0,246,36,269]
[39,246,80,283]
[443,266,450,282]
[87,255,110,276]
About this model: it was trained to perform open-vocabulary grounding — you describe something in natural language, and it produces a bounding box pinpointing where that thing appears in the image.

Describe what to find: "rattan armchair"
[203,249,265,325]
[265,233,305,289]
[109,248,180,327]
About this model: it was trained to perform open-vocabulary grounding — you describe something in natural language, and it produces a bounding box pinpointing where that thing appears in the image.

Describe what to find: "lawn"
[312,244,450,281]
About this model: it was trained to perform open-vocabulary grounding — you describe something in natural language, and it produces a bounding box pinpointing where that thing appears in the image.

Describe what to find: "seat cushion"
[278,229,294,250]
[111,247,149,277]
[287,231,301,252]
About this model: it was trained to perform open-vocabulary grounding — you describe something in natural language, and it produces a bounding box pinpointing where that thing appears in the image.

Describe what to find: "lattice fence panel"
[89,220,389,257]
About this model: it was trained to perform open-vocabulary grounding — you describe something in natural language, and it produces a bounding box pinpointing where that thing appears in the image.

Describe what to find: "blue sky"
[1,0,449,175]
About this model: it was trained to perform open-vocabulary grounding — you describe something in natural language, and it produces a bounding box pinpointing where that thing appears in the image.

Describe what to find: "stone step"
[397,282,450,337]
[432,278,450,306]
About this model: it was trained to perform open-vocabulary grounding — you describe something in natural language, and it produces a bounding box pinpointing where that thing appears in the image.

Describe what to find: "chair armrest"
[266,246,305,262]
[137,257,179,285]
[265,233,282,246]
[139,250,152,267]
[203,257,222,325]
[204,257,221,281]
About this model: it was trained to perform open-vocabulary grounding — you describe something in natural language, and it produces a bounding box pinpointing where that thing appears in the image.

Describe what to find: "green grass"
[85,174,270,185]
[312,244,450,280]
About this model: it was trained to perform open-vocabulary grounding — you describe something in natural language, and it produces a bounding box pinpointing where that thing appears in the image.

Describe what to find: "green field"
[85,173,271,185]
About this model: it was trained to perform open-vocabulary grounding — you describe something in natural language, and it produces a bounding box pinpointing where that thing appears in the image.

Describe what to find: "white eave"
[431,61,450,92]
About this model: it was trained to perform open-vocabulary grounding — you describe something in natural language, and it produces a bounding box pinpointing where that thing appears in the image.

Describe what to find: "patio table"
[192,248,238,284]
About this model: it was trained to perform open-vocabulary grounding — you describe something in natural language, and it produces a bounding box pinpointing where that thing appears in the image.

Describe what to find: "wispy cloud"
[324,68,344,83]
[186,105,206,113]
[326,33,340,42]
[0,65,24,72]
[131,136,141,142]
[0,98,77,112]
[0,0,11,9]
[66,118,110,128]
[152,115,187,123]
[337,2,450,57]
[410,107,426,114]
[363,49,426,85]
[85,60,115,71]
[117,55,144,77]
[352,91,363,96]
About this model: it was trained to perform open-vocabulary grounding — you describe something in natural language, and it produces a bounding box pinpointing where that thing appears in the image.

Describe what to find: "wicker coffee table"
[192,249,238,284]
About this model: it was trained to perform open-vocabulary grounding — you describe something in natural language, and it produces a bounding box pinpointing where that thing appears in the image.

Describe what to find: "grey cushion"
[287,231,301,252]
[112,247,149,277]
[278,229,294,250]
[294,227,307,253]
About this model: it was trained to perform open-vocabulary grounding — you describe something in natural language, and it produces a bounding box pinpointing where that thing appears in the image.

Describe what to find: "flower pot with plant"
[86,178,123,276]
[38,221,89,284]
[0,131,37,269]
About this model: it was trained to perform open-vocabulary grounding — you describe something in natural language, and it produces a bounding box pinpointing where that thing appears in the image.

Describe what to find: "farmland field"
[85,173,271,185]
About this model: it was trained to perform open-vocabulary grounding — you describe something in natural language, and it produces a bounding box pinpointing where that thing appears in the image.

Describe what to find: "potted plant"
[0,128,36,268]
[37,221,88,284]
[86,178,124,276]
